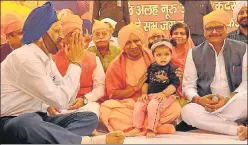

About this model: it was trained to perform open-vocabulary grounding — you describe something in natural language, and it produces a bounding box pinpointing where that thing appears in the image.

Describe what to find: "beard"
[240,23,248,28]
[238,17,248,28]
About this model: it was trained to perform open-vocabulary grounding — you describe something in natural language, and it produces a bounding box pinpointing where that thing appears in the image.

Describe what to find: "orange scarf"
[105,48,154,99]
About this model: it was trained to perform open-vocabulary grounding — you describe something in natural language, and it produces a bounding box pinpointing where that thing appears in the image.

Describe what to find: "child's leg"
[159,95,176,109]
[147,96,176,132]
[147,99,161,132]
[133,101,149,128]
[157,101,182,134]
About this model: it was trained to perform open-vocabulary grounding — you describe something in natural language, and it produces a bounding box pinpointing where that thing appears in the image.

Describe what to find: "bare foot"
[238,125,247,141]
[124,128,141,137]
[156,124,176,134]
[106,131,125,144]
[146,130,156,138]
[81,131,125,144]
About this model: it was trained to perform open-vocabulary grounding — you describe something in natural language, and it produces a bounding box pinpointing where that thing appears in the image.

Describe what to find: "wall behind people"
[5,1,238,37]
[128,1,238,37]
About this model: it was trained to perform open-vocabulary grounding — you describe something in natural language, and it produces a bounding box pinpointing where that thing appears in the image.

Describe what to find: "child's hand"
[150,92,167,102]
[175,67,183,82]
[137,94,148,102]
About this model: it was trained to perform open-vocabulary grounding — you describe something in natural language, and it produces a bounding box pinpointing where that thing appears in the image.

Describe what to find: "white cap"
[233,1,247,22]
[151,41,172,52]
[101,18,117,29]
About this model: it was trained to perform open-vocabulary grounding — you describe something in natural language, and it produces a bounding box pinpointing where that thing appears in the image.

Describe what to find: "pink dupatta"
[170,34,195,99]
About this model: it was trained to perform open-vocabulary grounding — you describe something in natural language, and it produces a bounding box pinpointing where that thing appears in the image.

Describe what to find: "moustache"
[209,34,222,37]
[240,17,248,22]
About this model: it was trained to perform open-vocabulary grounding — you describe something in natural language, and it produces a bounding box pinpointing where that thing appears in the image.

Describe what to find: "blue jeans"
[0,111,98,143]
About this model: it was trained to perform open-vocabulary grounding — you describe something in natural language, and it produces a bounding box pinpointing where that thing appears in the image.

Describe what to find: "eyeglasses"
[205,25,225,32]
[93,31,110,38]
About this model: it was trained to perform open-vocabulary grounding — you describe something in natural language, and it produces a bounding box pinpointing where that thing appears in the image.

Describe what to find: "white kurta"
[181,40,247,136]
[84,57,105,102]
[183,40,247,101]
[57,57,105,117]
[1,43,81,116]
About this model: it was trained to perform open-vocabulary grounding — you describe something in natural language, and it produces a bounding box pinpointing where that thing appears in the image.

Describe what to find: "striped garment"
[228,28,248,44]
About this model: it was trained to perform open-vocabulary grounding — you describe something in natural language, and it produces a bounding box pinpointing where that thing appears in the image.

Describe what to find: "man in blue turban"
[0,2,125,144]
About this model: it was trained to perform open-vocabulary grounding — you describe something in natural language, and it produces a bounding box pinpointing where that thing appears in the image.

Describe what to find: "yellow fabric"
[1,2,32,20]
[203,10,231,26]
[92,20,110,32]
[147,28,165,39]
[118,24,145,49]
[126,57,146,86]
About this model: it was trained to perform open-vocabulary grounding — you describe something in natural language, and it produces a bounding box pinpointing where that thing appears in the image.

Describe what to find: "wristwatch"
[82,96,88,105]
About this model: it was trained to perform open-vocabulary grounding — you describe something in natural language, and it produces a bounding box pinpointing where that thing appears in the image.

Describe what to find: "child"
[133,39,180,137]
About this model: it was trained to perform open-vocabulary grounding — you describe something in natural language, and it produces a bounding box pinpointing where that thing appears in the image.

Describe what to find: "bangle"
[192,96,200,104]
[70,61,81,67]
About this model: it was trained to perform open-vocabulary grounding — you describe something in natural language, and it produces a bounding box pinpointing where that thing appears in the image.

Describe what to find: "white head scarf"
[233,1,248,22]
[101,18,117,29]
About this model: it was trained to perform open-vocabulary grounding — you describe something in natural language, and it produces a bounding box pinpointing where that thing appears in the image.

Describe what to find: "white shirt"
[88,36,119,48]
[84,56,105,102]
[183,41,247,101]
[42,56,105,113]
[1,43,81,116]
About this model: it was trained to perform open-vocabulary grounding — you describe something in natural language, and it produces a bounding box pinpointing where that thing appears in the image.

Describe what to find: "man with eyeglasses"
[87,20,121,72]
[181,10,247,140]
[178,0,213,46]
[228,1,248,44]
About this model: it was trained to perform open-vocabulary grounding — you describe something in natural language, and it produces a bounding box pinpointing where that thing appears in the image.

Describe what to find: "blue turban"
[22,2,57,44]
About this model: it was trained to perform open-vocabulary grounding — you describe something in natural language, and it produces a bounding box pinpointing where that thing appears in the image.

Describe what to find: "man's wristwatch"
[192,96,200,104]
[81,96,88,105]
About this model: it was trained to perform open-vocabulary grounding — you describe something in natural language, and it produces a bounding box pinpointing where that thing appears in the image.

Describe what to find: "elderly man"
[0,2,124,144]
[87,20,121,72]
[56,9,92,49]
[1,14,24,62]
[178,0,213,46]
[147,28,166,49]
[228,1,248,44]
[88,18,119,48]
[181,10,247,140]
[52,14,105,118]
